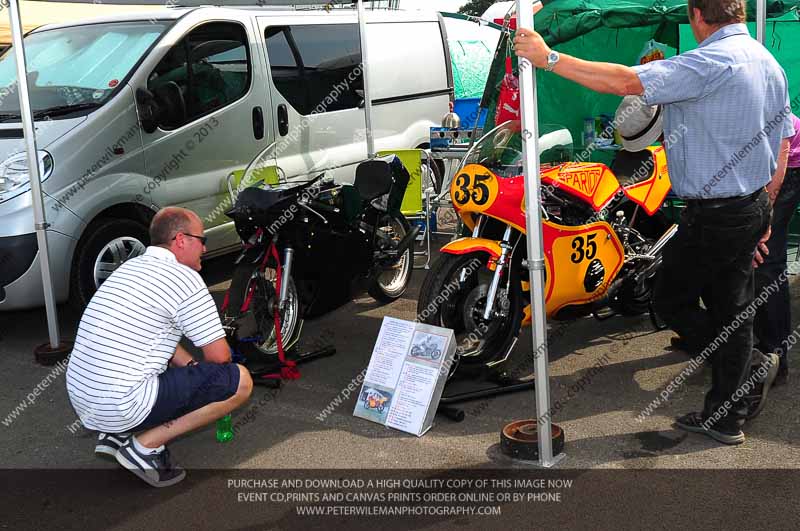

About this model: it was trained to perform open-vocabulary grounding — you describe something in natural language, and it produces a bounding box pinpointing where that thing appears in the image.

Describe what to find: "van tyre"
[70,218,149,309]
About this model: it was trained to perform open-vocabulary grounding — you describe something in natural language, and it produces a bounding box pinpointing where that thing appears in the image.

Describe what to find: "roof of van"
[28,6,442,36]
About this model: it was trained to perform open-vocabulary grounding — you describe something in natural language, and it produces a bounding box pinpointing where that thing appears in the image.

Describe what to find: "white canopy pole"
[756,0,766,44]
[356,0,376,158]
[515,0,560,467]
[7,0,61,348]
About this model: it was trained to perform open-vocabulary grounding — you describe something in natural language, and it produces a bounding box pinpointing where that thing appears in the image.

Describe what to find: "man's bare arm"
[766,138,791,203]
[513,28,644,96]
[202,337,233,364]
[170,343,195,367]
[551,55,644,96]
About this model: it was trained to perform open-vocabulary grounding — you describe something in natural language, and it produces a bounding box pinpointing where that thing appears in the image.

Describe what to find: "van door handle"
[252,106,264,140]
[277,104,288,136]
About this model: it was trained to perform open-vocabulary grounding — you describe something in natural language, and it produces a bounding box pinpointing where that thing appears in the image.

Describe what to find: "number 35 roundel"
[450,166,501,214]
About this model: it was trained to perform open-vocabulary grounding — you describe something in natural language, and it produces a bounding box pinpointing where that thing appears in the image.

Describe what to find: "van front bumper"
[0,232,73,310]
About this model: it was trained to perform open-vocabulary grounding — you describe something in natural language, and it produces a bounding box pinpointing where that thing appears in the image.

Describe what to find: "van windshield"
[0,21,168,122]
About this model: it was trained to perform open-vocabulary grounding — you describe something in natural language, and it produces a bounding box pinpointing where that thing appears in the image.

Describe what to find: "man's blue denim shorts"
[133,363,241,431]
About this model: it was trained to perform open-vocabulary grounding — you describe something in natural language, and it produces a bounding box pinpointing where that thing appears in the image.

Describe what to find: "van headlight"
[0,151,54,196]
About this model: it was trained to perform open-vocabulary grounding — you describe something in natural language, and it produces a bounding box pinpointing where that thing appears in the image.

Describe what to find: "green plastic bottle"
[216,414,234,443]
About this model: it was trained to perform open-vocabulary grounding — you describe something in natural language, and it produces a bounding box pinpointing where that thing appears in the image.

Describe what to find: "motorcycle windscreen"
[620,147,672,215]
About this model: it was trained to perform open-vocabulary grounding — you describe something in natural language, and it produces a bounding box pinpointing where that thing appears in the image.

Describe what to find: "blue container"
[453,98,488,129]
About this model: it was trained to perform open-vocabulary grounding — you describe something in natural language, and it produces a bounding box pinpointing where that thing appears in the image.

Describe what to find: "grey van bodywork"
[0,6,452,310]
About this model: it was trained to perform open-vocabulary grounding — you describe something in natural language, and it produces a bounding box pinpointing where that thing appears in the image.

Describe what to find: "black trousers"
[754,168,800,368]
[654,189,771,431]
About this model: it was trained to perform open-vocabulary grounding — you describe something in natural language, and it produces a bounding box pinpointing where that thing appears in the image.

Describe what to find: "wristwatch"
[545,50,560,72]
[186,359,199,367]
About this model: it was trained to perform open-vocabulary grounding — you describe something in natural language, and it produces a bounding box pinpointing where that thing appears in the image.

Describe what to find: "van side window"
[265,24,363,116]
[148,22,251,129]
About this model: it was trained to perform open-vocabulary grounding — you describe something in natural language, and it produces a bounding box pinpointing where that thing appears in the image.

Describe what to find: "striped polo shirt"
[66,246,225,433]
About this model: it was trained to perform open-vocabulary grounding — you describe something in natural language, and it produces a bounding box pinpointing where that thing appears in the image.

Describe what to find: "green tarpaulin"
[479,0,800,157]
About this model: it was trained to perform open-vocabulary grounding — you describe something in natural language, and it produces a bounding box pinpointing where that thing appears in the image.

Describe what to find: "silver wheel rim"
[93,237,146,288]
[376,218,411,296]
[254,270,299,355]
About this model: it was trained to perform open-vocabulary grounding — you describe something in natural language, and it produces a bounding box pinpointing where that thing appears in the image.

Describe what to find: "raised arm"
[513,29,644,96]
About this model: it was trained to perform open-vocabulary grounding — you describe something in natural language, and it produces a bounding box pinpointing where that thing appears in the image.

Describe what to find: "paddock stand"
[229,333,336,389]
[436,360,536,423]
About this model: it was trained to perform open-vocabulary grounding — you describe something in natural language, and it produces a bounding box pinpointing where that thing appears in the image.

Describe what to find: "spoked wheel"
[417,252,523,372]
[248,268,302,355]
[368,214,413,303]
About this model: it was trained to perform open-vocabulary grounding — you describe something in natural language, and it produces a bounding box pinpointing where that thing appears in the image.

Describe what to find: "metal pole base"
[500,419,566,467]
[33,341,73,366]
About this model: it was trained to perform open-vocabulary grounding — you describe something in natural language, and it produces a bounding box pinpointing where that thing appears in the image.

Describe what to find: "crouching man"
[66,207,252,487]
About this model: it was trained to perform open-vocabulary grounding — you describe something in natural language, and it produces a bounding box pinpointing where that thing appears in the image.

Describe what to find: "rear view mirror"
[135,88,160,134]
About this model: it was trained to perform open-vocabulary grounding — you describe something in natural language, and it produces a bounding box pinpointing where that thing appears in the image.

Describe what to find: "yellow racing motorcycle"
[418,120,677,371]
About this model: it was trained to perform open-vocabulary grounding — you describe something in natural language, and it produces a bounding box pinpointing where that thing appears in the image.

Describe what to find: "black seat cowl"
[610,150,656,187]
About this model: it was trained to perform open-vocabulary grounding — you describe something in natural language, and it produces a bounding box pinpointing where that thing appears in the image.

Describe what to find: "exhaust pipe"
[645,224,678,259]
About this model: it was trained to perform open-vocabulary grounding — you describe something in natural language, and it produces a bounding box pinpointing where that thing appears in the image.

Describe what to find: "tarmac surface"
[1,241,799,528]
[2,240,799,470]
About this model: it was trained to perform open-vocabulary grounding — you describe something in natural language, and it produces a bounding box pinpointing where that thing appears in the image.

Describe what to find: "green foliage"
[459,0,497,17]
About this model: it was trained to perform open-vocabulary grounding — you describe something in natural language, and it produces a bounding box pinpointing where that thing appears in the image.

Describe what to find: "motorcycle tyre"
[417,251,523,370]
[367,213,413,303]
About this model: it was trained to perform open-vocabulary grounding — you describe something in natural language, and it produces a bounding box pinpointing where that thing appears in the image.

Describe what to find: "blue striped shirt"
[633,24,795,199]
[66,246,225,433]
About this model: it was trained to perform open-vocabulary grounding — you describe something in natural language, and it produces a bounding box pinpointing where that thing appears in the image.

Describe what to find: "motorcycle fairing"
[439,237,502,261]
[541,220,624,315]
[519,220,625,324]
[619,147,671,215]
[451,165,526,233]
[541,162,620,212]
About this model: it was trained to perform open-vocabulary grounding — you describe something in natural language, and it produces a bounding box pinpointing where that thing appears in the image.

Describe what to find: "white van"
[0,6,452,310]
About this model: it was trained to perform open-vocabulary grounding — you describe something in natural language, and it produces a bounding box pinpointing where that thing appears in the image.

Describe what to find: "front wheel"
[245,267,303,356]
[417,251,523,369]
[368,214,413,303]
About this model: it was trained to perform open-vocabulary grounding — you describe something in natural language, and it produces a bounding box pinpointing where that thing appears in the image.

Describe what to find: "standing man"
[66,207,253,487]
[754,114,800,387]
[514,0,795,444]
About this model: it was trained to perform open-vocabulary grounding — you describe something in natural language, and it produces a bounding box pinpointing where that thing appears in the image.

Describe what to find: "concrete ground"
[1,239,798,472]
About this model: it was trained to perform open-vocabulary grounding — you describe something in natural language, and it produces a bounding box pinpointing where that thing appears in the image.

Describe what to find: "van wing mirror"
[136,88,160,134]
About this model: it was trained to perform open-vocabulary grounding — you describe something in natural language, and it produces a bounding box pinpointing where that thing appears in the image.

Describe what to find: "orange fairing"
[621,147,672,215]
[440,237,502,261]
[541,163,620,212]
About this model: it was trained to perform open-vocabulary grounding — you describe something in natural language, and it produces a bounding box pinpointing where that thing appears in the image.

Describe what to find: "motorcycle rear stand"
[436,370,535,422]
[239,344,337,388]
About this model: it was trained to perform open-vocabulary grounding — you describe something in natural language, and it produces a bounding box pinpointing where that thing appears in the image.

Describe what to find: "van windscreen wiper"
[33,102,101,119]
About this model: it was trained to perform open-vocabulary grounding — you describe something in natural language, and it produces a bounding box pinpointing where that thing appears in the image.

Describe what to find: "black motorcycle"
[222,156,419,358]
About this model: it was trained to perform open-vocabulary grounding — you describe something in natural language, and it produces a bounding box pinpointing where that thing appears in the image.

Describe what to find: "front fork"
[278,247,294,310]
[482,225,514,320]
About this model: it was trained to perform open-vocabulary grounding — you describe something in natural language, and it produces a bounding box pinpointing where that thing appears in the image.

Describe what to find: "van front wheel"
[70,218,149,309]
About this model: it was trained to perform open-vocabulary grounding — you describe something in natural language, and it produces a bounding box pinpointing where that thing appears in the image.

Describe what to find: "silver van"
[0,6,452,310]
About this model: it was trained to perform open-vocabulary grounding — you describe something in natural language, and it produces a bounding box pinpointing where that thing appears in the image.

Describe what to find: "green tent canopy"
[479,0,800,158]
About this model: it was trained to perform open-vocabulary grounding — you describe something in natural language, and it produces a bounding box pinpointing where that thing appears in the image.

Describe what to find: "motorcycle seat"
[354,159,393,201]
[610,150,656,187]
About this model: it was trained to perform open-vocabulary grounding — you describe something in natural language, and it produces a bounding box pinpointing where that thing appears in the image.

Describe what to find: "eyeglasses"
[173,232,208,245]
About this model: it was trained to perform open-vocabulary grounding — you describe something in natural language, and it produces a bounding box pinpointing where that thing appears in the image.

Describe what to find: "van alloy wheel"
[93,237,147,288]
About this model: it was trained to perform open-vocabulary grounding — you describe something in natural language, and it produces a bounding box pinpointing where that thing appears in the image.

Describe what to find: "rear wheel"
[368,214,413,303]
[70,218,149,309]
[417,251,523,370]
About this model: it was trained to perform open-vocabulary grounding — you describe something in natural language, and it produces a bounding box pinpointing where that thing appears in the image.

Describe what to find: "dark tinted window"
[265,24,363,115]
[148,22,250,129]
